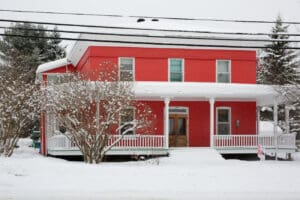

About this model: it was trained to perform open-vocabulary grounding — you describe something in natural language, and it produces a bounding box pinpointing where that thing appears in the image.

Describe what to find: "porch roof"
[134,82,279,106]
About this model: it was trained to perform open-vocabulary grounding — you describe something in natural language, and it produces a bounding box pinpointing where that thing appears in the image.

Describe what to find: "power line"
[2,25,300,43]
[0,18,299,37]
[0,8,300,25]
[1,33,300,49]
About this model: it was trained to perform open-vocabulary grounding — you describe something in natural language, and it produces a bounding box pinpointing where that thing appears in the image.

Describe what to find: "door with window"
[169,114,187,147]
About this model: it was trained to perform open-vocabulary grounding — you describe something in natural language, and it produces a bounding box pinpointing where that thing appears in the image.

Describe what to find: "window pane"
[218,124,230,135]
[120,108,134,135]
[169,118,175,135]
[120,71,133,81]
[218,73,230,83]
[218,109,229,122]
[170,65,182,73]
[217,61,229,73]
[177,118,186,135]
[120,58,133,70]
[170,59,182,68]
[170,73,182,82]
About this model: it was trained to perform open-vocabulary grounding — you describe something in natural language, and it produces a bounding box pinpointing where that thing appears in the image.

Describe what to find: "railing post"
[273,97,278,160]
[209,97,215,147]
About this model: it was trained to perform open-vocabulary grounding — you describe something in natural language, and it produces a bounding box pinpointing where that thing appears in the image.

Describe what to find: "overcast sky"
[1,0,300,52]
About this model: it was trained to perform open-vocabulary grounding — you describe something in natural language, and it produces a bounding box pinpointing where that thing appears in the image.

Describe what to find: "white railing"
[214,133,296,149]
[48,134,165,151]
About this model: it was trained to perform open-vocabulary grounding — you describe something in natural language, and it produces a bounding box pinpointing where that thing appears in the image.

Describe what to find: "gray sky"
[1,0,300,52]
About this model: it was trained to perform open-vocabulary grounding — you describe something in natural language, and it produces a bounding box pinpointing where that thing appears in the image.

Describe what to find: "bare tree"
[43,62,155,163]
[0,65,40,157]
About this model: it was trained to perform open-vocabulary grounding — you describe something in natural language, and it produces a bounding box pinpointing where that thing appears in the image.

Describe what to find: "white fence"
[48,134,165,151]
[214,133,296,149]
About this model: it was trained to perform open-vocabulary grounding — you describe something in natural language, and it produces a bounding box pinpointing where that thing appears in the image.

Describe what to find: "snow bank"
[259,121,283,136]
[1,139,300,200]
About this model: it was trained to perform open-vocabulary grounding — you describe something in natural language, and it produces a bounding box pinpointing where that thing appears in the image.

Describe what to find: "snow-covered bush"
[0,66,40,157]
[43,62,155,163]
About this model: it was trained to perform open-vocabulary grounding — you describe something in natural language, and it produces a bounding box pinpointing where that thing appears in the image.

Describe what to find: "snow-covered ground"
[1,138,300,200]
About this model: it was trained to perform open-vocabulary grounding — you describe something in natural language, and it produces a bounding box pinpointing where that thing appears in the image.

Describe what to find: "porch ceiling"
[134,82,279,106]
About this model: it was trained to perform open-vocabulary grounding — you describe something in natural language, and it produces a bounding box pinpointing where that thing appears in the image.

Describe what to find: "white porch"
[46,133,297,156]
[45,82,297,156]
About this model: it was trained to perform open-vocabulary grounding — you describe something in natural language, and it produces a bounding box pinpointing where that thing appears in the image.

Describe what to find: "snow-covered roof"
[36,58,69,73]
[68,19,261,66]
[39,19,262,72]
[134,82,279,106]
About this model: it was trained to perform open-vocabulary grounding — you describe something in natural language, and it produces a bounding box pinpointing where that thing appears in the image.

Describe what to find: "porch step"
[161,147,224,164]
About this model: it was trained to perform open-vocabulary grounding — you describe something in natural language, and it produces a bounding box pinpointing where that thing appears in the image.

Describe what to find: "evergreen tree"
[259,15,298,85]
[258,15,300,137]
[0,23,66,83]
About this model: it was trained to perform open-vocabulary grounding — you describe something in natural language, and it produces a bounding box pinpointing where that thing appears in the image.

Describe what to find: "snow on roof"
[68,19,261,66]
[36,58,69,73]
[134,81,278,106]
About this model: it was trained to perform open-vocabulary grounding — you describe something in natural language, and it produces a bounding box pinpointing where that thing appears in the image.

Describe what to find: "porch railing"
[213,133,296,149]
[47,134,165,151]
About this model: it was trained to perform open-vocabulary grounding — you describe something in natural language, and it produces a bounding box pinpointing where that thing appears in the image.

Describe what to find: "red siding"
[40,45,258,149]
[139,101,256,147]
[215,102,257,135]
[83,46,256,83]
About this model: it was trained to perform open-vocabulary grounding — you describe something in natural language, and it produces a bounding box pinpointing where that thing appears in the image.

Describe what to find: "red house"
[37,20,296,156]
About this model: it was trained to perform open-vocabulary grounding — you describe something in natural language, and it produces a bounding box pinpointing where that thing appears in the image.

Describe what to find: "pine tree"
[0,23,66,83]
[258,15,300,137]
[259,15,298,85]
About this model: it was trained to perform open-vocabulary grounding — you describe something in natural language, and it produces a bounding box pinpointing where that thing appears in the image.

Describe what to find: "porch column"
[209,97,215,147]
[164,98,170,149]
[257,106,260,135]
[273,98,278,160]
[285,106,290,134]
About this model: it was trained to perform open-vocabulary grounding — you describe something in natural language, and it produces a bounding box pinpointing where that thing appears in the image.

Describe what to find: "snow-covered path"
[1,139,300,200]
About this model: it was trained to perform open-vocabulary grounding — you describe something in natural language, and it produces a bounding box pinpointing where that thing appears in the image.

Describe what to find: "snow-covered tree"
[258,15,300,135]
[43,62,155,163]
[0,65,40,157]
[0,23,66,140]
[258,15,298,85]
[0,23,66,83]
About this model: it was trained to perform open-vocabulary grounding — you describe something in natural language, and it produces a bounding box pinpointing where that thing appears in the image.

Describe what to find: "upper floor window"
[169,59,184,82]
[216,60,231,83]
[119,57,134,81]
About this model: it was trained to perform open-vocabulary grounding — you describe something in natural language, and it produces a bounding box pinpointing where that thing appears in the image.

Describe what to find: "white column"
[209,97,215,147]
[257,106,260,135]
[285,106,290,134]
[164,98,170,149]
[273,98,278,160]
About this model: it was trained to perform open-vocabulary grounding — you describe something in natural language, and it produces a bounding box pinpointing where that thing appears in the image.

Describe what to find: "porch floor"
[47,146,297,156]
[47,147,169,156]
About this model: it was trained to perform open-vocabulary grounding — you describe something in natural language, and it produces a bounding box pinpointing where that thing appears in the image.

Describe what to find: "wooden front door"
[169,114,188,147]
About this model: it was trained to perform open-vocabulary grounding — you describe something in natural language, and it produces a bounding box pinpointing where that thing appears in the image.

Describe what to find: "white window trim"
[118,107,136,135]
[118,57,135,81]
[216,107,231,135]
[168,58,184,82]
[169,106,189,115]
[216,60,231,83]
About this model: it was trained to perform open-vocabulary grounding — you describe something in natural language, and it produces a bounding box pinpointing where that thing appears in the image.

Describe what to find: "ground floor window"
[216,107,231,135]
[120,108,135,135]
